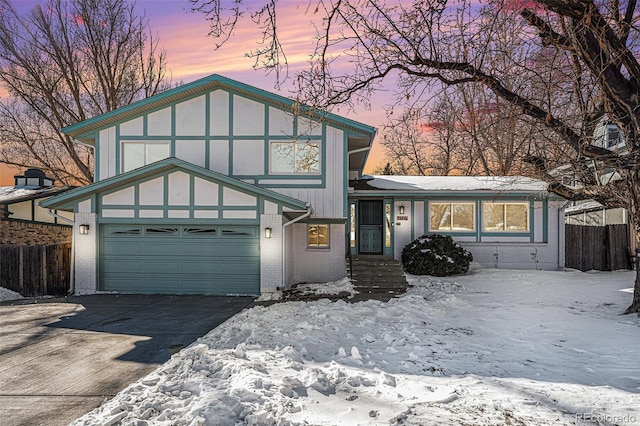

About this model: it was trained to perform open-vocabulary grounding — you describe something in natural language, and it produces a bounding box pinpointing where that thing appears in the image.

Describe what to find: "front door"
[359,200,383,254]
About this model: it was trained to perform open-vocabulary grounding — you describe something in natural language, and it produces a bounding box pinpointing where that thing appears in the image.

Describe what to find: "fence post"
[42,245,48,295]
[18,246,24,293]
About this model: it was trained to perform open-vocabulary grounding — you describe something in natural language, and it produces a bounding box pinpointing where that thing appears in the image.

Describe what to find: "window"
[430,203,475,231]
[270,140,320,174]
[606,126,621,148]
[122,141,170,172]
[483,203,529,232]
[308,224,329,248]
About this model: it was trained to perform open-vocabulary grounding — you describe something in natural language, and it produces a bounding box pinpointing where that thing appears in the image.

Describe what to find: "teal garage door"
[101,225,260,295]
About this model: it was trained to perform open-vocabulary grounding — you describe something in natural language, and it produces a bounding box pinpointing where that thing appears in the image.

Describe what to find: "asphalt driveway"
[0,294,255,426]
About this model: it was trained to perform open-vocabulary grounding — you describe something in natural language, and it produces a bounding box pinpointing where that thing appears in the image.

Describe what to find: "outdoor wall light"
[399,205,405,215]
[265,227,272,239]
[79,224,90,235]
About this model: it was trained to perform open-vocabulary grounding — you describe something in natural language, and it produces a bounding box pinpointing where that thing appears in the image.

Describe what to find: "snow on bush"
[401,234,473,276]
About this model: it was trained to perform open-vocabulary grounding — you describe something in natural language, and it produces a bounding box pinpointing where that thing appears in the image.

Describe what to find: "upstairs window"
[606,126,621,148]
[122,141,170,172]
[483,202,529,232]
[270,140,320,174]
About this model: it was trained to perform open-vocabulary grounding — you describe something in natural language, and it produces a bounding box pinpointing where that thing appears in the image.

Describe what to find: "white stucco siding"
[102,187,135,205]
[233,140,265,175]
[98,127,116,180]
[176,140,206,167]
[233,96,264,136]
[210,140,230,174]
[291,223,346,284]
[147,107,172,136]
[194,178,219,206]
[175,95,206,136]
[210,90,230,136]
[168,172,190,205]
[269,107,294,136]
[139,177,164,205]
[120,117,143,136]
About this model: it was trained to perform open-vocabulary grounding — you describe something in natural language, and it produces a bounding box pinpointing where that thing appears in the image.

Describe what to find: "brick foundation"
[0,220,72,246]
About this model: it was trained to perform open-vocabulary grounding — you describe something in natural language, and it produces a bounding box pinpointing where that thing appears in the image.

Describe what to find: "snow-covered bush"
[401,234,473,276]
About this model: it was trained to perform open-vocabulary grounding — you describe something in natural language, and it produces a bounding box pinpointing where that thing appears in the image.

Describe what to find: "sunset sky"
[1,0,391,184]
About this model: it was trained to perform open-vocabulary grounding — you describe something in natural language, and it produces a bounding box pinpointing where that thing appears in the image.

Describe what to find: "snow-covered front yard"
[72,268,639,425]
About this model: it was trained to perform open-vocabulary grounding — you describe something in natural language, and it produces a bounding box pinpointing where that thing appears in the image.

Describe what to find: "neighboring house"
[0,169,74,245]
[41,74,566,296]
[40,74,375,295]
[348,175,565,270]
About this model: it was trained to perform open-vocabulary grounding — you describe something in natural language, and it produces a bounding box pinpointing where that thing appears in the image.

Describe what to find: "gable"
[40,158,308,223]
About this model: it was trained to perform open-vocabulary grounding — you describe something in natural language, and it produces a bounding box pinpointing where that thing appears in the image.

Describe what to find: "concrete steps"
[348,255,408,301]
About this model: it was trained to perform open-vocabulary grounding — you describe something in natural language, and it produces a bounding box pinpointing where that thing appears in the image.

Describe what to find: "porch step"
[348,255,408,301]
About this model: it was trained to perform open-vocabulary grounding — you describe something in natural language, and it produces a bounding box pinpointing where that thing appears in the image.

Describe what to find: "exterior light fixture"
[399,205,405,215]
[265,227,272,239]
[79,224,90,235]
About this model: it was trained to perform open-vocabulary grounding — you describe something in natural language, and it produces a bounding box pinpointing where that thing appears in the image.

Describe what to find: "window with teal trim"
[430,203,475,231]
[482,202,529,232]
[122,141,170,172]
[270,140,320,174]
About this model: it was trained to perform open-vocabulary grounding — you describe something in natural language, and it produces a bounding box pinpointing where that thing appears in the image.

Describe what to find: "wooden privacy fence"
[565,224,631,271]
[0,243,71,297]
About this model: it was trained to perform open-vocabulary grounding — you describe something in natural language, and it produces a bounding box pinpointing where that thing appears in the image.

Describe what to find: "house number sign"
[396,215,408,220]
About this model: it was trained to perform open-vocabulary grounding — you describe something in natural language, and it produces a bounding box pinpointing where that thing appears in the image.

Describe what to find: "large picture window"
[308,224,329,248]
[122,141,170,172]
[483,202,529,232]
[270,140,320,174]
[430,203,475,231]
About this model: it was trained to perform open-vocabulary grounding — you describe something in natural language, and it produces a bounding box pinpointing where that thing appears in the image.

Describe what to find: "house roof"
[351,175,553,197]
[0,185,74,204]
[62,73,376,142]
[39,157,309,212]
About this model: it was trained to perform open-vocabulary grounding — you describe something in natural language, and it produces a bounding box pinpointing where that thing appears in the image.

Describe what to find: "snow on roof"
[564,200,604,214]
[365,175,548,192]
[0,186,72,204]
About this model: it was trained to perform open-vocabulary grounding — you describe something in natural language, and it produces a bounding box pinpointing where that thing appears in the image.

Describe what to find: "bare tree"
[192,0,640,313]
[0,0,168,184]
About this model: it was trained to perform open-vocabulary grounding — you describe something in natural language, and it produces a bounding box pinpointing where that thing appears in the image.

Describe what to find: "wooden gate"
[565,224,631,271]
[0,243,71,297]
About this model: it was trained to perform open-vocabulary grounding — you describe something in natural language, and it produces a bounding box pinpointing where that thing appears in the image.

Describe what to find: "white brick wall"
[73,212,97,294]
[260,214,283,292]
[291,223,346,284]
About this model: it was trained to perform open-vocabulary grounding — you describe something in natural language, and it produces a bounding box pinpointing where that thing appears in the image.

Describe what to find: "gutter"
[47,209,76,295]
[347,146,371,179]
[281,204,312,289]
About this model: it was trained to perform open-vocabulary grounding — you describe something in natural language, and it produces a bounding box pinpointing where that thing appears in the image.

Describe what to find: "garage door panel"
[101,225,260,295]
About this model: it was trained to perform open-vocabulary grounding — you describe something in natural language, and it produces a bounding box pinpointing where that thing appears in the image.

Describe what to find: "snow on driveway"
[71,268,640,425]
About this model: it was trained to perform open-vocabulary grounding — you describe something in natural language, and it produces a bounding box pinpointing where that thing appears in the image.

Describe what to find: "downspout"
[48,209,76,295]
[558,200,571,270]
[281,205,312,289]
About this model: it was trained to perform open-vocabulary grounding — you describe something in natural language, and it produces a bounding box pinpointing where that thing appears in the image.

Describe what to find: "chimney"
[14,168,55,188]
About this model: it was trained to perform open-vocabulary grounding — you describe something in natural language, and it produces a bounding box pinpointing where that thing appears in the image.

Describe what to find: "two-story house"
[41,74,565,296]
[40,74,375,295]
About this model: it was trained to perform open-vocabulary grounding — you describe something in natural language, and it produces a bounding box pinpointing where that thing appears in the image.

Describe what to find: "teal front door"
[359,200,383,254]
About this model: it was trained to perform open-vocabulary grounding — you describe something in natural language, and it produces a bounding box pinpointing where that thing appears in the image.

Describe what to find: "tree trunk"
[624,248,640,314]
